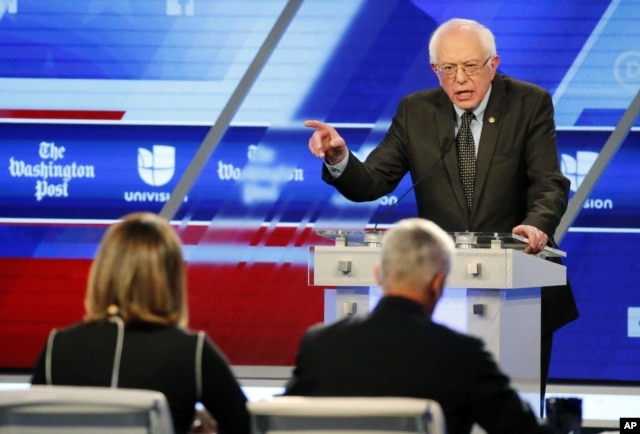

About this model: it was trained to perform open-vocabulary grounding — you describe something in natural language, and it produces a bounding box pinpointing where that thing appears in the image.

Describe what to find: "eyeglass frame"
[435,56,493,77]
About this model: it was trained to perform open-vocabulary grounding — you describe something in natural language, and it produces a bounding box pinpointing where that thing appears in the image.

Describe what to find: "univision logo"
[560,151,613,209]
[138,145,175,187]
[560,151,597,193]
[124,145,184,203]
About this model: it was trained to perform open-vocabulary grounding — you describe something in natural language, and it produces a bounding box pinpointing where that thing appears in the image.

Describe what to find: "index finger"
[304,119,329,131]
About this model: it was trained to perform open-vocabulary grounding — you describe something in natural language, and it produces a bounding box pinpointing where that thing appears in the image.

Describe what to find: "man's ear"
[429,271,446,303]
[374,264,382,286]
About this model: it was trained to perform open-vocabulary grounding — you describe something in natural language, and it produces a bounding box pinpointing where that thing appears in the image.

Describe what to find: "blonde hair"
[84,212,188,327]
[378,218,455,291]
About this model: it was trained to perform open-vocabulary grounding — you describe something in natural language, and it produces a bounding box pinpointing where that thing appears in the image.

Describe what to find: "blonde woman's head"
[84,212,188,327]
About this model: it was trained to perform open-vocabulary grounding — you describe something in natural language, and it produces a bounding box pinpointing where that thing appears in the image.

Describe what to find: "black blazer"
[31,321,251,434]
[285,296,552,434]
[323,74,578,332]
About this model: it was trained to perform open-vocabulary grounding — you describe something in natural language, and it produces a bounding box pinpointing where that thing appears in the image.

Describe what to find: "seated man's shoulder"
[430,322,487,352]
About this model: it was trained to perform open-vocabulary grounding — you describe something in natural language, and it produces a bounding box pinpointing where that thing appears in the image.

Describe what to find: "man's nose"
[454,67,468,82]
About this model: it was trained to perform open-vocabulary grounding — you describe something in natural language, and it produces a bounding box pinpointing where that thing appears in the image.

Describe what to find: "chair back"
[0,385,174,434]
[248,396,446,434]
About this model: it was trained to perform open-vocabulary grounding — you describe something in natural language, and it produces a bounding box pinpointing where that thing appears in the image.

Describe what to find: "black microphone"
[370,137,454,234]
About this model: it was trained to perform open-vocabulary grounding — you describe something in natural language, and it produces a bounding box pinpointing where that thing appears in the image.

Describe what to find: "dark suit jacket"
[322,74,578,333]
[285,296,552,434]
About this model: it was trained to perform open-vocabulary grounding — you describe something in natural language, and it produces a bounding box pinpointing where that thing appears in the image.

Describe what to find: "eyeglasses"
[437,56,492,77]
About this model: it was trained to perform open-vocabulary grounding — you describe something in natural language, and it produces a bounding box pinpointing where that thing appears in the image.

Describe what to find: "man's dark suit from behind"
[285,218,555,434]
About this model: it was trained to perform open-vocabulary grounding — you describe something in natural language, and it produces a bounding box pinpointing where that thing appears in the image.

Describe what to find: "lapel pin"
[488,116,496,124]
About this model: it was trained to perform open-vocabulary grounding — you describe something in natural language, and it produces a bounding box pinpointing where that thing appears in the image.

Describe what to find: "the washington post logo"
[622,418,640,431]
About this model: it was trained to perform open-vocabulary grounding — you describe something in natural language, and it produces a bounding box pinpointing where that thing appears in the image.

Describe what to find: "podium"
[308,231,567,417]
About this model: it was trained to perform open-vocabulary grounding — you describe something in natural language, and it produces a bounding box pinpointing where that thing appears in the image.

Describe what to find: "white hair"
[428,18,497,65]
[378,218,455,290]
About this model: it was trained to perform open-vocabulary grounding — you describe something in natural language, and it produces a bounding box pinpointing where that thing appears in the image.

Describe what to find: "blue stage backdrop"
[1,0,639,382]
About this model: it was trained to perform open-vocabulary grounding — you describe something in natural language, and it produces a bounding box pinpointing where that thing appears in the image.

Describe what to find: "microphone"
[370,137,454,235]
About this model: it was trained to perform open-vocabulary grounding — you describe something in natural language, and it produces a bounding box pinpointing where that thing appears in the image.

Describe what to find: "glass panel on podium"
[314,230,566,257]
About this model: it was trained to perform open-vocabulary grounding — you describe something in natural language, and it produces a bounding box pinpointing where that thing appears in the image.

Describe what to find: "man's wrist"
[324,152,349,178]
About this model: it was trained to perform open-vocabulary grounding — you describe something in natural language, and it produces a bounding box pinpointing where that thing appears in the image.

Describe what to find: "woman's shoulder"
[53,321,110,337]
[126,323,213,350]
[54,321,197,342]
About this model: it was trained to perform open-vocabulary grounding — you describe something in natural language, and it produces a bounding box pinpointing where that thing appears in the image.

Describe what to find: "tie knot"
[461,111,474,127]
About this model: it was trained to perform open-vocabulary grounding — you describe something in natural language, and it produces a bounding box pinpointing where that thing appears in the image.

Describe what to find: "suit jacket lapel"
[473,76,506,218]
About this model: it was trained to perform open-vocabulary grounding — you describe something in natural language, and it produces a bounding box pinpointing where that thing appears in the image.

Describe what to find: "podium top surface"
[316,230,566,258]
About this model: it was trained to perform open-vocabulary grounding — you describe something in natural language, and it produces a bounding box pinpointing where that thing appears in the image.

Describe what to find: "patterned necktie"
[456,111,476,212]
